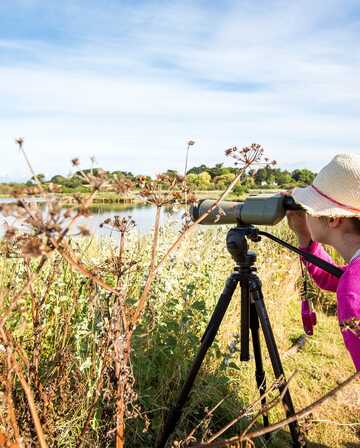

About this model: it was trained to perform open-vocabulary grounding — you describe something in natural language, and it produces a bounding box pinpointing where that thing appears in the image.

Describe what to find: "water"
[0,198,183,238]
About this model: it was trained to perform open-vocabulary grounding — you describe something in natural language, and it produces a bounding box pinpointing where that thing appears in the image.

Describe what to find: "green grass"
[0,188,279,203]
[0,223,358,447]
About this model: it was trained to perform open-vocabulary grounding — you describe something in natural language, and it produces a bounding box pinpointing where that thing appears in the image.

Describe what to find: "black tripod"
[157,225,343,448]
[157,225,303,447]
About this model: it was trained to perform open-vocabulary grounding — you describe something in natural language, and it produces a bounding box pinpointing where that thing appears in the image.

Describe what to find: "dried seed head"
[78,225,91,236]
[4,228,16,240]
[22,237,44,257]
[63,209,72,219]
[15,137,24,147]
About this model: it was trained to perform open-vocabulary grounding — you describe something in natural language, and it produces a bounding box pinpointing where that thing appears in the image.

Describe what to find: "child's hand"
[280,191,312,247]
[286,210,311,246]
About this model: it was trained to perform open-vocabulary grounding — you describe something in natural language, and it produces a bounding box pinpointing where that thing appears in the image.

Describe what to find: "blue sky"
[0,0,359,181]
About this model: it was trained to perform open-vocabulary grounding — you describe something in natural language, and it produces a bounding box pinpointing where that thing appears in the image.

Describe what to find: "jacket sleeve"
[337,265,360,371]
[300,241,344,292]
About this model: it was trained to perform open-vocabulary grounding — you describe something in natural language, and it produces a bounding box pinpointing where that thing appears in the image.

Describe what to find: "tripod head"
[226,226,258,266]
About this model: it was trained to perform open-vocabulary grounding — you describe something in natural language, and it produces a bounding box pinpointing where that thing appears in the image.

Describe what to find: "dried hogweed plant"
[0,139,280,448]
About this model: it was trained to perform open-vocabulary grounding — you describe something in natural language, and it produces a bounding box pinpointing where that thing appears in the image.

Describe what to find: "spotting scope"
[190,194,303,226]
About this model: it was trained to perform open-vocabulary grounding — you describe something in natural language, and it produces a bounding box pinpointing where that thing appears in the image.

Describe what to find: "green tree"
[267,175,276,186]
[207,163,224,178]
[275,170,293,186]
[291,169,316,185]
[213,173,236,190]
[63,176,84,188]
[111,170,135,179]
[197,171,212,189]
[186,173,200,187]
[254,167,269,185]
[161,169,179,179]
[50,175,67,184]
[187,164,208,175]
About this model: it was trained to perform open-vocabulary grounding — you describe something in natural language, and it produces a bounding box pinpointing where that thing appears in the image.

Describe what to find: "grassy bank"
[0,188,281,203]
[0,223,358,447]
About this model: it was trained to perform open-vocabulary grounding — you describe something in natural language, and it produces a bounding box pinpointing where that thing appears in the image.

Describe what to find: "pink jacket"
[301,242,360,371]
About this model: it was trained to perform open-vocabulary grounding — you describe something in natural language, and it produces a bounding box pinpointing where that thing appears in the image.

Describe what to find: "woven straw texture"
[292,153,360,217]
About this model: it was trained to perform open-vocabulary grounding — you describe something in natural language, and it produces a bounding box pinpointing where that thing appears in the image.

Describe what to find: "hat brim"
[292,186,360,217]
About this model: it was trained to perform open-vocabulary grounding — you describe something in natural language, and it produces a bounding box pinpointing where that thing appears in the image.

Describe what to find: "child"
[286,153,360,371]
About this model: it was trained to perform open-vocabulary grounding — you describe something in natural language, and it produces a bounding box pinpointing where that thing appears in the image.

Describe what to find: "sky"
[0,0,359,181]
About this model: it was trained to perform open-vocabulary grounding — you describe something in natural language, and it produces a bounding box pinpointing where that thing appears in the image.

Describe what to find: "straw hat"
[292,153,360,217]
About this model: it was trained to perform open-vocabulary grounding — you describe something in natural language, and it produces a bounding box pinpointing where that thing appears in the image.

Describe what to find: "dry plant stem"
[116,380,126,448]
[190,371,360,448]
[3,327,30,370]
[183,141,192,209]
[54,240,121,296]
[118,230,126,280]
[205,376,286,444]
[5,355,23,447]
[25,260,42,397]
[184,396,229,443]
[0,328,48,448]
[17,142,45,192]
[239,372,295,442]
[130,205,161,329]
[114,205,162,448]
[115,293,128,448]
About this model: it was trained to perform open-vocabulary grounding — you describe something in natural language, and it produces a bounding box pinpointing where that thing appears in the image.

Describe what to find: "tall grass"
[0,222,358,447]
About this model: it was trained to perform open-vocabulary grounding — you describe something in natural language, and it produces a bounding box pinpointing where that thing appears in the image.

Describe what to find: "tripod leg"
[249,303,270,432]
[250,277,305,448]
[156,273,240,448]
[240,278,250,361]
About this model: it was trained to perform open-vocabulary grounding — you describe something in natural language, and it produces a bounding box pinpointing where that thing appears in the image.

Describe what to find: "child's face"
[306,215,329,244]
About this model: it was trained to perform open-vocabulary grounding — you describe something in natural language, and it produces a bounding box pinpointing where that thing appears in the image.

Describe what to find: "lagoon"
[0,198,183,238]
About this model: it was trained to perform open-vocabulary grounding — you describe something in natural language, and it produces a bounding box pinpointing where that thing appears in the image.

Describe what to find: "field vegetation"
[0,141,358,447]
[0,223,359,447]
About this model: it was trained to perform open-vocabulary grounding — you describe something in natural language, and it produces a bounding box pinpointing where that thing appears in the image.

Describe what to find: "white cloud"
[0,0,359,179]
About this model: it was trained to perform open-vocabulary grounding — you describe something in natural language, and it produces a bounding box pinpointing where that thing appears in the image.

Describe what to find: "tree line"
[0,164,316,194]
